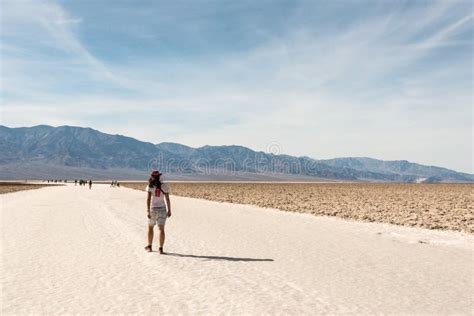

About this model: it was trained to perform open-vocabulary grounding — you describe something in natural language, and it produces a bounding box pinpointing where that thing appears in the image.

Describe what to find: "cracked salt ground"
[1,184,473,314]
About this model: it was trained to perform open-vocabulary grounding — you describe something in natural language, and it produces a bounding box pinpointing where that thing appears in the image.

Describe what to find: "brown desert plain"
[124,182,474,233]
[0,182,56,194]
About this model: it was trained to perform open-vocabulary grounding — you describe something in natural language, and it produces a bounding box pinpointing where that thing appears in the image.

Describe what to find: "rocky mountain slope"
[0,125,472,182]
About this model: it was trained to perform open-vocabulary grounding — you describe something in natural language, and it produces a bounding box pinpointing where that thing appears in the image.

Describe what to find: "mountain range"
[0,125,472,182]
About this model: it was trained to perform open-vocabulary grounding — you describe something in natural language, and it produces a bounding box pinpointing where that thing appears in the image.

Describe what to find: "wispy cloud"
[1,0,145,95]
[1,0,472,172]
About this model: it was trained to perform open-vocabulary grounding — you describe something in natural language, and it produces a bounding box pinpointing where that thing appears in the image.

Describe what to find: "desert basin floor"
[1,184,472,314]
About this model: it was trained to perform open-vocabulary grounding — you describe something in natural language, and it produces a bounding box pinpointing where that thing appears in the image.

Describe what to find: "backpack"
[150,184,166,197]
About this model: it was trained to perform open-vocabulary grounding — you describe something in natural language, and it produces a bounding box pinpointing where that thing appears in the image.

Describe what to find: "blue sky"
[1,0,472,172]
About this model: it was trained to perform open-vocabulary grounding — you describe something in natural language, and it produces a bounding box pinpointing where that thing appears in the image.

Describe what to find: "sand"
[1,184,473,314]
[124,182,474,233]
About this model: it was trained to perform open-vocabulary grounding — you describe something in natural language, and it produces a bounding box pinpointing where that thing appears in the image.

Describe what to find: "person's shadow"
[164,252,274,262]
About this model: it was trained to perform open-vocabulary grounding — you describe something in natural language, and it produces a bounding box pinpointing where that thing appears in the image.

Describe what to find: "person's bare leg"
[158,224,165,249]
[147,225,154,246]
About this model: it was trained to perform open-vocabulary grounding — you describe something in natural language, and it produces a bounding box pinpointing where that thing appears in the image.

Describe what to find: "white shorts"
[148,207,167,226]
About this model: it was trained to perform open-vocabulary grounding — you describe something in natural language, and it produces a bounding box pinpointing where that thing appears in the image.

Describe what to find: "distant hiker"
[75,179,77,185]
[89,180,92,189]
[144,170,171,254]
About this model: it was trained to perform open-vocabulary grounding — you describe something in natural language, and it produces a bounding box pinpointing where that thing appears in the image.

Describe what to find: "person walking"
[144,170,171,254]
[88,180,92,189]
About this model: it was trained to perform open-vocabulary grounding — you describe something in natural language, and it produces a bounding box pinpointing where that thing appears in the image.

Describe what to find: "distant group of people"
[75,179,92,189]
[46,179,67,183]
[110,180,120,188]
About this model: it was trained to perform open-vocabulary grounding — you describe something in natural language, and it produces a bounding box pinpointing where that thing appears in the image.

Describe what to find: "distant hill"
[319,157,473,183]
[0,125,472,182]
